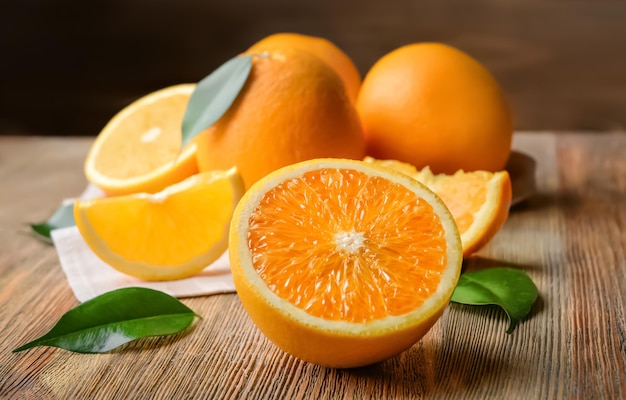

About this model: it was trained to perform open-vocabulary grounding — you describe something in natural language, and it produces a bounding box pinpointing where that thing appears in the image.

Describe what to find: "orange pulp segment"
[75,168,244,281]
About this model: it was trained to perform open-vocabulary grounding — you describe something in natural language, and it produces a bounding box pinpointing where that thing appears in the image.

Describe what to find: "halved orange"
[84,84,199,196]
[365,157,512,256]
[75,168,244,281]
[229,159,462,368]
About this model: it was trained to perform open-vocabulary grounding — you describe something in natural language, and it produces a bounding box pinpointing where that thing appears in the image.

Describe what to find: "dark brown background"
[1,0,625,135]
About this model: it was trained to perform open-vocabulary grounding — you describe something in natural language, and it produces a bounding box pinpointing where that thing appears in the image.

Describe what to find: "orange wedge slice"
[75,168,244,281]
[84,84,198,196]
[365,157,512,256]
[229,159,462,368]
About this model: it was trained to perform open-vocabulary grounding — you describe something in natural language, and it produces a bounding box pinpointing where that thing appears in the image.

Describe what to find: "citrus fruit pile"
[194,44,364,190]
[74,32,515,367]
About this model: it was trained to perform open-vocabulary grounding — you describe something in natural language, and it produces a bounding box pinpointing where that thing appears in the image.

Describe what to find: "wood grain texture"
[1,133,625,399]
[1,0,626,134]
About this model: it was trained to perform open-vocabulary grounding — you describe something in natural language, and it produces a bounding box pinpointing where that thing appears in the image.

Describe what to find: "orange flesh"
[84,176,234,265]
[428,172,490,233]
[247,168,448,323]
[94,94,189,179]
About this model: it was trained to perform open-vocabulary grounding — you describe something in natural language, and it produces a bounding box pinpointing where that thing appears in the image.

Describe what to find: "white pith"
[334,230,365,254]
[140,126,162,143]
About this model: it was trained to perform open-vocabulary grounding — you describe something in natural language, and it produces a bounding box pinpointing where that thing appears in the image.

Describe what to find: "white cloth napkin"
[51,185,236,302]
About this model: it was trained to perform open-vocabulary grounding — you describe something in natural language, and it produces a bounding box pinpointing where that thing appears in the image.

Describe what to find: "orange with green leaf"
[194,47,365,189]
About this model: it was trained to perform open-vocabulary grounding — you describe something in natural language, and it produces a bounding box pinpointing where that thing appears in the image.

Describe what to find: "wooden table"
[1,132,624,399]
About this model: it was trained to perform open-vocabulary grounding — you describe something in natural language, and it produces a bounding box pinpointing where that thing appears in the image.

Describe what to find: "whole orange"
[356,43,513,174]
[195,48,365,189]
[247,33,361,103]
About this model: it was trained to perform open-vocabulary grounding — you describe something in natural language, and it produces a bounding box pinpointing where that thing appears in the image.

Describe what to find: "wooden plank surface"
[1,132,625,399]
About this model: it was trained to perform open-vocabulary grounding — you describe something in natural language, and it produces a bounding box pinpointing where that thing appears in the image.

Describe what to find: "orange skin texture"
[231,256,446,368]
[357,43,513,174]
[247,33,362,103]
[195,49,365,189]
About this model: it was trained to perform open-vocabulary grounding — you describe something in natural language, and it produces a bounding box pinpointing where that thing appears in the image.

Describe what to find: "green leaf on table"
[181,54,253,148]
[451,267,538,333]
[30,202,76,242]
[13,287,199,353]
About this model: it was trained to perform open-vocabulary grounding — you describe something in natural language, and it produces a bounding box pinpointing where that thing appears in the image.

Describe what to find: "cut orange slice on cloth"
[229,159,463,368]
[75,168,244,281]
[84,84,199,196]
[365,157,512,256]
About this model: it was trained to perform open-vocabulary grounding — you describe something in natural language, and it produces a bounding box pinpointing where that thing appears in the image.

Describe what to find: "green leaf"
[181,54,253,148]
[13,287,198,353]
[30,202,76,242]
[451,267,538,333]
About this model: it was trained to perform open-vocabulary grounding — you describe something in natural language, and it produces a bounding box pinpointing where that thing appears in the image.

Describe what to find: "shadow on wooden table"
[462,256,541,272]
[346,321,526,396]
[511,190,582,213]
[344,263,544,395]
